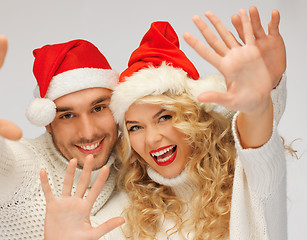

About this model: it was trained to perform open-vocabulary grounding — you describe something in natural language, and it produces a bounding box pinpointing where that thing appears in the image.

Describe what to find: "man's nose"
[77,115,98,140]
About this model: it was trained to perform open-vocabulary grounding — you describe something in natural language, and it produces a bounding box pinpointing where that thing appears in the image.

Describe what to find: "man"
[0,38,122,239]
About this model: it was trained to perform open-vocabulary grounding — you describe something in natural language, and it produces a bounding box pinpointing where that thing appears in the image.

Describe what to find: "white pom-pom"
[26,98,56,126]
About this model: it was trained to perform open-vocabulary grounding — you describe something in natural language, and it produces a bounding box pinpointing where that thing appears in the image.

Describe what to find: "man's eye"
[128,125,142,132]
[93,106,104,113]
[159,114,172,122]
[60,113,74,119]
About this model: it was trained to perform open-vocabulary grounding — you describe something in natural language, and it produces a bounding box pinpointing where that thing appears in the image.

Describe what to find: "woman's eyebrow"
[126,120,139,125]
[153,109,166,119]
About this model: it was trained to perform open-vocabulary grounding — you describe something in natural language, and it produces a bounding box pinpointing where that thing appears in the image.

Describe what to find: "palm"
[183,10,271,114]
[255,34,286,84]
[44,197,94,240]
[232,6,286,86]
[40,157,124,240]
[216,45,271,113]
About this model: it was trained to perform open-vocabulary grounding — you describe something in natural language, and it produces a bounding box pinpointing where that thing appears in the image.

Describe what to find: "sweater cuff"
[271,73,287,125]
[232,113,286,197]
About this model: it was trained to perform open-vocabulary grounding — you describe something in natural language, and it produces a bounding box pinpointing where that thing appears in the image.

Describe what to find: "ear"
[45,124,51,133]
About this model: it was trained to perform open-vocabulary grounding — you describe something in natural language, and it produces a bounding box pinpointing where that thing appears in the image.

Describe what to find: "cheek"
[51,122,77,143]
[129,135,143,156]
[97,113,117,132]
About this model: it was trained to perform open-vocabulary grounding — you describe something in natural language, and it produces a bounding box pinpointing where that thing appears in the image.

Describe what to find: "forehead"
[54,87,112,108]
[125,102,164,120]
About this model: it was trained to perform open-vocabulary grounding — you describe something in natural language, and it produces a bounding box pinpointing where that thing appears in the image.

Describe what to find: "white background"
[0,0,306,238]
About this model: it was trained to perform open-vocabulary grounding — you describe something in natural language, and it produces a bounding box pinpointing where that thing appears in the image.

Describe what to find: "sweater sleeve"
[232,115,286,197]
[229,113,287,240]
[271,73,287,125]
[0,136,40,205]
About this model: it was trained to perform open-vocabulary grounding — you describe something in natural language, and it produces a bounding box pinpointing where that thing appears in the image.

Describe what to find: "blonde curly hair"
[115,92,236,239]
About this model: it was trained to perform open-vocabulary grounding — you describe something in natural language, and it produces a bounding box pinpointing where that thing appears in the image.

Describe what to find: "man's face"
[46,87,118,169]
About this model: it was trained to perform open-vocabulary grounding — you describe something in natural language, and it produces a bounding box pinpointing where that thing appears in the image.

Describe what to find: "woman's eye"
[128,125,142,132]
[93,106,104,113]
[159,114,172,122]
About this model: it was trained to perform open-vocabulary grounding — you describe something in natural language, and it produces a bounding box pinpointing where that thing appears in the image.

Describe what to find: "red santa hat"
[110,21,226,127]
[26,39,119,126]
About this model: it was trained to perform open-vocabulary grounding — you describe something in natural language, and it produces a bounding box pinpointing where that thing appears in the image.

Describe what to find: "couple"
[1,6,287,240]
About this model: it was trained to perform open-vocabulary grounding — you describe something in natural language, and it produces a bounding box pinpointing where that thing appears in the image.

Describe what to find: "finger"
[231,14,245,44]
[86,165,110,207]
[268,9,280,36]
[74,155,94,198]
[40,168,55,203]
[192,15,229,56]
[239,9,254,44]
[249,6,266,39]
[0,119,23,140]
[183,32,222,68]
[229,31,242,47]
[62,158,78,196]
[205,11,239,48]
[197,91,232,109]
[0,35,8,68]
[92,217,125,239]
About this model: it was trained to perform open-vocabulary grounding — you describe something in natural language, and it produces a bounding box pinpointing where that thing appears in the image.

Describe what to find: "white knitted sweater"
[0,132,117,240]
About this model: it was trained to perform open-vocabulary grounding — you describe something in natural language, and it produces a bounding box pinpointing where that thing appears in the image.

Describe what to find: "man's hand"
[0,119,22,140]
[0,35,7,67]
[0,36,22,140]
[40,155,125,240]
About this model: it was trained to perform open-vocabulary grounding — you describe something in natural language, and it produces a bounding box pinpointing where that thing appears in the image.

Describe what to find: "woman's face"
[125,102,192,178]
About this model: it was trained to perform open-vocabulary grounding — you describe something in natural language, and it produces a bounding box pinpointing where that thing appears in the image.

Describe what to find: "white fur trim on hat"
[27,67,119,126]
[110,63,226,126]
[46,68,118,100]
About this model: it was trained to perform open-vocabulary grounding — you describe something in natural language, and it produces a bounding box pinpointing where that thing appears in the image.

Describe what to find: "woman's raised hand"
[183,9,272,115]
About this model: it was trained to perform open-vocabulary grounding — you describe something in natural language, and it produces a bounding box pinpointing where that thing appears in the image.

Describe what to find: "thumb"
[197,91,231,106]
[0,35,8,68]
[0,119,23,140]
[92,217,125,239]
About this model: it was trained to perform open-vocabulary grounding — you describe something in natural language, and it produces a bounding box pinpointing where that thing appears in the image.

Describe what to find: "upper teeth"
[151,146,174,157]
[79,141,100,150]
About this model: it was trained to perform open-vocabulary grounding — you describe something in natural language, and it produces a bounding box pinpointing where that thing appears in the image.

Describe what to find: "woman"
[41,7,287,240]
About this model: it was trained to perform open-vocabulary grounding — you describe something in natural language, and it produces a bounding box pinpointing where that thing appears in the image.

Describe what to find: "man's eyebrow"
[91,96,110,106]
[56,107,72,113]
[56,96,110,113]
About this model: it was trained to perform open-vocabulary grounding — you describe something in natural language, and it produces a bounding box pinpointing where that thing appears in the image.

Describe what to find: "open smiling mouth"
[76,139,104,154]
[150,145,177,166]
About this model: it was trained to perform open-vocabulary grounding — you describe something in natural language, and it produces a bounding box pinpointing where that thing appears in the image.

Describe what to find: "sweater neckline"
[147,166,196,202]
